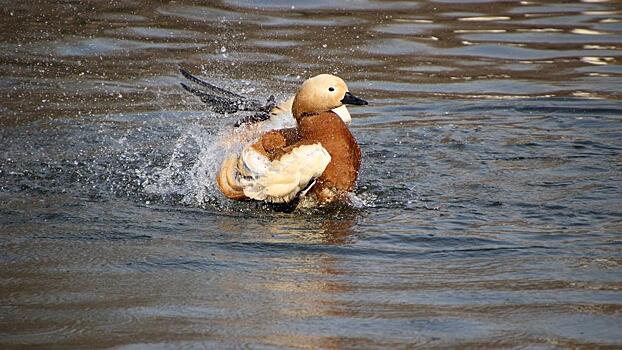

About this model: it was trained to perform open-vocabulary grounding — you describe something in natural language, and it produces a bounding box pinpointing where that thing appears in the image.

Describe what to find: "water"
[1,0,621,348]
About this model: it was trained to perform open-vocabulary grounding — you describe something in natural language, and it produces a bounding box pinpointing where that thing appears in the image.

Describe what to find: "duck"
[180,69,368,208]
[179,68,354,130]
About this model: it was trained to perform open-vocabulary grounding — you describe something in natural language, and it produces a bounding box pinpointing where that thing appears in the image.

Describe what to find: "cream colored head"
[291,74,367,121]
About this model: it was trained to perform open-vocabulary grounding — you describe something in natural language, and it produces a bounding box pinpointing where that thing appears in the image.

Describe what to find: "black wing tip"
[180,82,192,91]
[179,82,205,97]
[179,67,271,115]
[178,67,246,100]
[179,68,195,81]
[179,68,206,87]
[233,113,271,128]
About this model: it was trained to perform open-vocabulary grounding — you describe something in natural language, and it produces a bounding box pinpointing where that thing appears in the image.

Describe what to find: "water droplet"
[220,46,227,53]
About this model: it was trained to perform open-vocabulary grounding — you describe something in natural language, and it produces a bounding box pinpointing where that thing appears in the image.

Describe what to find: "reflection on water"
[1,0,622,348]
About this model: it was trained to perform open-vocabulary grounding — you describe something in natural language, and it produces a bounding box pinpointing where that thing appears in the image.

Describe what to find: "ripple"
[47,38,206,57]
[528,313,622,344]
[223,0,420,11]
[277,316,499,344]
[373,22,443,35]
[361,38,622,60]
[580,56,616,65]
[200,51,289,63]
[460,32,622,44]
[509,4,607,14]
[458,16,511,21]
[517,14,596,26]
[109,27,208,40]
[350,79,576,96]
[157,4,363,27]
[89,13,149,22]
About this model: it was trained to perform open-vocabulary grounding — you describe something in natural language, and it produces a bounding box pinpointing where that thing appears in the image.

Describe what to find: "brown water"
[1,0,622,348]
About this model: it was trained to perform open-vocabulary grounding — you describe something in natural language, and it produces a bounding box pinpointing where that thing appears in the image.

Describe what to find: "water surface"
[1,0,621,348]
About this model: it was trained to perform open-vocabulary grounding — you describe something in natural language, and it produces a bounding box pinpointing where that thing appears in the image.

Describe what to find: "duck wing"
[179,68,276,115]
[239,144,331,203]
[217,141,331,204]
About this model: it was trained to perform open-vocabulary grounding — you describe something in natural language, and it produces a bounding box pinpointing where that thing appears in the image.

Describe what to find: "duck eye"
[328,87,335,92]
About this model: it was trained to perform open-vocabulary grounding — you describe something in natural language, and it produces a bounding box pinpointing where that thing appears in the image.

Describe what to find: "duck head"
[291,74,367,123]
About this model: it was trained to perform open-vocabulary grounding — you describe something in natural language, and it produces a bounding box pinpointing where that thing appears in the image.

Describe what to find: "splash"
[347,192,377,209]
[141,118,266,209]
[142,121,223,207]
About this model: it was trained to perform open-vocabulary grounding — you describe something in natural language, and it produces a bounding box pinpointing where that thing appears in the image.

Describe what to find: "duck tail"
[216,154,247,200]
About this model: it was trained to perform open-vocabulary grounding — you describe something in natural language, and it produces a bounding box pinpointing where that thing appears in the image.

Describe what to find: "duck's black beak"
[341,91,368,106]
